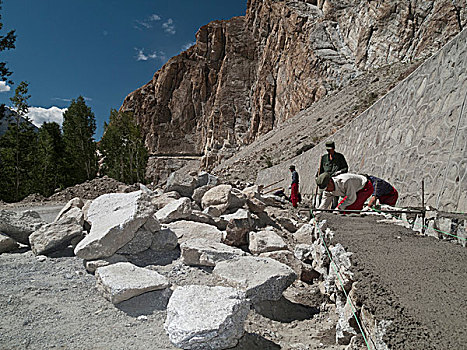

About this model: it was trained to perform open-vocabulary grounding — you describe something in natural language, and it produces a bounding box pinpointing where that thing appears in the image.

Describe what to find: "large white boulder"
[165,285,249,350]
[74,191,155,260]
[249,229,287,254]
[156,197,192,224]
[180,238,246,267]
[166,220,223,243]
[201,185,232,215]
[213,256,296,303]
[0,210,45,245]
[95,262,170,304]
[29,216,84,255]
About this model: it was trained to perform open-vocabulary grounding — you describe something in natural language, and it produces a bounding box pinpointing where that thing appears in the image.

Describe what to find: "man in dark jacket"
[367,175,399,207]
[316,141,348,208]
[289,165,299,208]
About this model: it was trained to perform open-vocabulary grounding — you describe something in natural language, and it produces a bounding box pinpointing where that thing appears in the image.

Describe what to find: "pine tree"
[0,81,37,202]
[62,96,97,186]
[0,0,16,84]
[100,109,148,184]
[35,122,66,196]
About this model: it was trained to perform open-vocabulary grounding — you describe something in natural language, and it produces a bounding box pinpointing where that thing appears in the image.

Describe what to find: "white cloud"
[52,96,92,103]
[135,48,166,62]
[134,13,162,30]
[26,106,67,127]
[0,81,11,93]
[162,18,176,35]
[181,41,196,52]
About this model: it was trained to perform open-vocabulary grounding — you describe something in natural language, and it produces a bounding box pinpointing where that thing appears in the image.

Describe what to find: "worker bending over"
[367,175,398,207]
[316,172,373,212]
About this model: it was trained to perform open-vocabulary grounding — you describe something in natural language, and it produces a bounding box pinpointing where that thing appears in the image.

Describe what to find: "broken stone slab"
[54,197,84,223]
[74,191,155,260]
[155,197,192,224]
[164,171,198,197]
[180,238,246,267]
[166,220,223,244]
[150,228,178,251]
[336,288,359,345]
[186,210,228,230]
[192,185,213,206]
[151,191,181,209]
[202,206,222,217]
[95,262,170,304]
[259,250,303,276]
[56,206,84,227]
[425,219,440,239]
[457,221,466,248]
[84,254,129,274]
[29,216,84,256]
[276,216,298,233]
[201,184,233,215]
[221,209,253,247]
[245,197,266,215]
[0,233,19,253]
[249,229,287,254]
[230,188,247,210]
[164,285,249,350]
[196,171,218,187]
[293,223,314,244]
[116,227,154,255]
[213,256,296,304]
[0,209,45,245]
[325,243,353,294]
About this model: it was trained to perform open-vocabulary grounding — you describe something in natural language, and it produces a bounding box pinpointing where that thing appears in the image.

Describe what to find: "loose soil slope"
[321,213,467,350]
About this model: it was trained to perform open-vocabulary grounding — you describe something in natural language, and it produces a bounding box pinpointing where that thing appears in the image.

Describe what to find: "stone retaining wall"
[257,28,467,212]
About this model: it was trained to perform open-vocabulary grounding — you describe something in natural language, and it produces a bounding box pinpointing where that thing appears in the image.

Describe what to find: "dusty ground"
[321,213,467,350]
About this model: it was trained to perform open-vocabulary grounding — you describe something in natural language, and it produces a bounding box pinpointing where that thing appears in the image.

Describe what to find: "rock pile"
[0,171,322,349]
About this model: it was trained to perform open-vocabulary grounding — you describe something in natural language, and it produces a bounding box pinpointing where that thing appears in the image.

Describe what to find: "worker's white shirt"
[318,173,368,210]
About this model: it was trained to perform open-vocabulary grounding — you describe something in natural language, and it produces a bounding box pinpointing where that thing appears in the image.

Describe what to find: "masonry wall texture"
[257,28,467,212]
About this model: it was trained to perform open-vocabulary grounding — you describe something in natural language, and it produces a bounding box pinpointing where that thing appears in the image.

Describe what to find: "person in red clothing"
[289,165,299,208]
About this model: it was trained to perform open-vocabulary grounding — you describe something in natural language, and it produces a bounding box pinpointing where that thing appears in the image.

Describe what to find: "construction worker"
[316,140,348,208]
[289,165,299,208]
[316,172,373,212]
[367,175,399,207]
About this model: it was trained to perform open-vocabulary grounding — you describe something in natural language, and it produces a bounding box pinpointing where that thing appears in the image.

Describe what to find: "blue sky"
[0,0,247,139]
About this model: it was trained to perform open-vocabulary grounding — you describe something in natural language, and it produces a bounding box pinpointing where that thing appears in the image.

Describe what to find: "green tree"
[35,122,66,196]
[62,96,97,186]
[0,82,38,202]
[0,0,16,84]
[100,109,148,184]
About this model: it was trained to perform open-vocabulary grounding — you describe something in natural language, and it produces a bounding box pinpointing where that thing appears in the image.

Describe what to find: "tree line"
[0,0,148,203]
[0,85,148,203]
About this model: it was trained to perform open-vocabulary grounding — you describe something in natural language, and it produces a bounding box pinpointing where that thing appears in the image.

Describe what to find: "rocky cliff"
[121,0,465,183]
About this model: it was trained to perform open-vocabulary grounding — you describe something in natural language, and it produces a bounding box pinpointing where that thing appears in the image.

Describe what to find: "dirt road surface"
[320,213,467,350]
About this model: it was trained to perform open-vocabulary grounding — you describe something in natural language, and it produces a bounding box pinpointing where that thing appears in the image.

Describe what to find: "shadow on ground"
[232,332,281,350]
[254,296,319,322]
[116,289,173,317]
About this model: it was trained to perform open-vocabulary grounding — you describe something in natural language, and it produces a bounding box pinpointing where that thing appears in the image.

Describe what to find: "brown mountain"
[120,0,465,183]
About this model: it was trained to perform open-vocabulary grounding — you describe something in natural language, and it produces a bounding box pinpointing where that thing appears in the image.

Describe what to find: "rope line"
[310,211,373,350]
[369,207,467,241]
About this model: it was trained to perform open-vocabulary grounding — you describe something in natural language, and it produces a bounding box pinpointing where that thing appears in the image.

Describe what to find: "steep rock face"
[121,0,465,182]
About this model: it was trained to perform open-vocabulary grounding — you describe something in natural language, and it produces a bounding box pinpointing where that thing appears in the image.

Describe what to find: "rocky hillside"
[121,0,465,183]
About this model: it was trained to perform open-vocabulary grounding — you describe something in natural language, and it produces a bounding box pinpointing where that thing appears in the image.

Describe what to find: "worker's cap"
[325,141,335,150]
[289,165,296,170]
[316,172,331,189]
